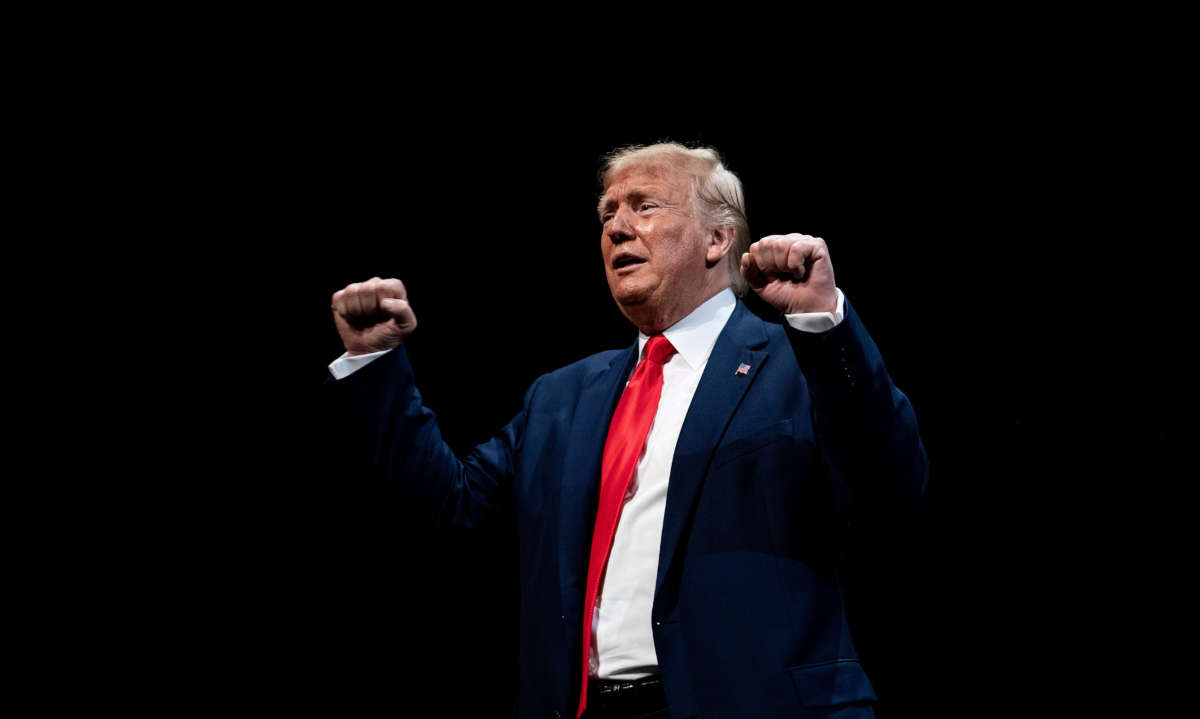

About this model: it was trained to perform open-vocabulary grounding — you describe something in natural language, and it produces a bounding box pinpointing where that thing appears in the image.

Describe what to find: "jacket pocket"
[789,659,878,708]
[711,418,794,470]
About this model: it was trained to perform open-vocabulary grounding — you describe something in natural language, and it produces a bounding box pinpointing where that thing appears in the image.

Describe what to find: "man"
[324,143,928,718]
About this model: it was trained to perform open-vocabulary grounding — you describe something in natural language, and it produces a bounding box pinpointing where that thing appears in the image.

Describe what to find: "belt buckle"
[596,676,661,697]
[597,680,635,697]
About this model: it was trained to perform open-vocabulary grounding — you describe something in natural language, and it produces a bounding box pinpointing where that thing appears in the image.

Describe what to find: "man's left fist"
[740,233,838,315]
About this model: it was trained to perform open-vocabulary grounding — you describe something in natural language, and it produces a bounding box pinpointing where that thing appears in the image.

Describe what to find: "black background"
[21,39,1177,716]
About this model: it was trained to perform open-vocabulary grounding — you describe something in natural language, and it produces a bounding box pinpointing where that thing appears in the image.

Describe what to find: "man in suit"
[323,143,928,718]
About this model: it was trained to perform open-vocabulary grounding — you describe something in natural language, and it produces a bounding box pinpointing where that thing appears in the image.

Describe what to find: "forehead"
[602,161,691,199]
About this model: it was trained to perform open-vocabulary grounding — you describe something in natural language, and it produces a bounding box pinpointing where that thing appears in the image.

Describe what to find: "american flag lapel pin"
[735,363,750,376]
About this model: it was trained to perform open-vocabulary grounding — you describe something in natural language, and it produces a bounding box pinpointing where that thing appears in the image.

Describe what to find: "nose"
[607,205,636,245]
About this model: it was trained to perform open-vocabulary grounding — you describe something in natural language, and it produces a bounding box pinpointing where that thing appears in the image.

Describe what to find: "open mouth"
[613,255,647,271]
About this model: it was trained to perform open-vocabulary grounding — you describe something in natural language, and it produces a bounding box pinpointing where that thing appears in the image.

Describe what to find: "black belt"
[586,675,667,717]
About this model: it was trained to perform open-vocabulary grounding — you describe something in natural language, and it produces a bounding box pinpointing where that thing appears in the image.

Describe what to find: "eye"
[601,213,613,224]
[639,203,655,212]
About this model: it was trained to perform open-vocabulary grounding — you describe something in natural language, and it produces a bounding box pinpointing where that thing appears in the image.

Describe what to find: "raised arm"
[742,235,929,514]
[322,277,525,528]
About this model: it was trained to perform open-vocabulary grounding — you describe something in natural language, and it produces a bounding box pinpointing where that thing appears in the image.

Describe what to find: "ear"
[705,226,735,264]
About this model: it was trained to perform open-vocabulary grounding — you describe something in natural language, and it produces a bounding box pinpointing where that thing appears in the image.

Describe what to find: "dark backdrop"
[244,106,1065,716]
[26,62,1160,717]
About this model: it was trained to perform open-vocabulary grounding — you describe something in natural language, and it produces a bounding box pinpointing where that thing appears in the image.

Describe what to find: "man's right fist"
[331,277,417,355]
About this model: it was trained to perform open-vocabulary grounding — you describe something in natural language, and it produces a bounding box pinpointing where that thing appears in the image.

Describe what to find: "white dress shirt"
[328,288,846,680]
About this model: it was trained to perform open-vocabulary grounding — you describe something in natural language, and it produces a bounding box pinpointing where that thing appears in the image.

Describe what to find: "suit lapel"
[558,343,637,625]
[654,302,770,599]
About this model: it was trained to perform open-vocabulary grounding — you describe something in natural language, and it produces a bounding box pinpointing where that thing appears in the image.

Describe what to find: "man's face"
[599,163,712,325]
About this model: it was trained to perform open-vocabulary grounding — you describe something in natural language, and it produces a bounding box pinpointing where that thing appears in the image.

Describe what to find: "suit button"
[553,712,562,718]
[654,620,662,627]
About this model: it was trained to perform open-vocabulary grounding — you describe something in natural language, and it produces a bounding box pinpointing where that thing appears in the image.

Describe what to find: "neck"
[624,278,730,335]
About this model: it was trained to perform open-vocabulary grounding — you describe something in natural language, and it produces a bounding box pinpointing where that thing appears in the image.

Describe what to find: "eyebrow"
[597,186,658,218]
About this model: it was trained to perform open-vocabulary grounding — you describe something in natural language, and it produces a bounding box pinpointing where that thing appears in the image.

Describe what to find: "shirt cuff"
[783,288,845,333]
[328,348,392,380]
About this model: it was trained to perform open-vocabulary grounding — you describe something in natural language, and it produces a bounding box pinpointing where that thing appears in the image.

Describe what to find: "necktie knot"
[644,335,676,365]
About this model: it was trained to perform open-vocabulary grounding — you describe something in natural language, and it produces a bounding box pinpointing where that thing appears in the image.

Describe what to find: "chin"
[612,286,653,307]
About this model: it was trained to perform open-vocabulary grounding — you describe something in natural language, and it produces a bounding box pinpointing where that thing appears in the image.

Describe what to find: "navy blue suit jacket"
[323,297,928,718]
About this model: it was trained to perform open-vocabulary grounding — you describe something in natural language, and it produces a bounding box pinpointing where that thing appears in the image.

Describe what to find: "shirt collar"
[637,288,737,371]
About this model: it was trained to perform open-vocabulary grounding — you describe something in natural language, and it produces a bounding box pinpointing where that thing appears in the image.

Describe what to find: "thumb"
[380,297,416,327]
[380,297,408,315]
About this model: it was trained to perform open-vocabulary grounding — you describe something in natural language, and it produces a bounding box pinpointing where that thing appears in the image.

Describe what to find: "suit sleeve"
[319,344,536,528]
[785,295,929,514]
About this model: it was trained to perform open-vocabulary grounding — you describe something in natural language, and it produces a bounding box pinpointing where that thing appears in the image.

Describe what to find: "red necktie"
[576,335,677,718]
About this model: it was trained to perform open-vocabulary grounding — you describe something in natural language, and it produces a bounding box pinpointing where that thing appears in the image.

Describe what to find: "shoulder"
[743,312,802,376]
[757,314,793,347]
[520,346,631,407]
[537,347,629,387]
[727,299,794,352]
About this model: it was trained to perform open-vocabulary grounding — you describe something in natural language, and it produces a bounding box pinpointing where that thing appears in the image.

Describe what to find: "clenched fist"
[740,234,838,315]
[331,277,417,355]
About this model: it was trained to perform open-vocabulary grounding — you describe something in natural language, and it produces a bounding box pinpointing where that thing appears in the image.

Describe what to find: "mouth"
[612,255,647,273]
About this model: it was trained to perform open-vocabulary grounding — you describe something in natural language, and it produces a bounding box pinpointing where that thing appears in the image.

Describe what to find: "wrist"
[786,296,837,315]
